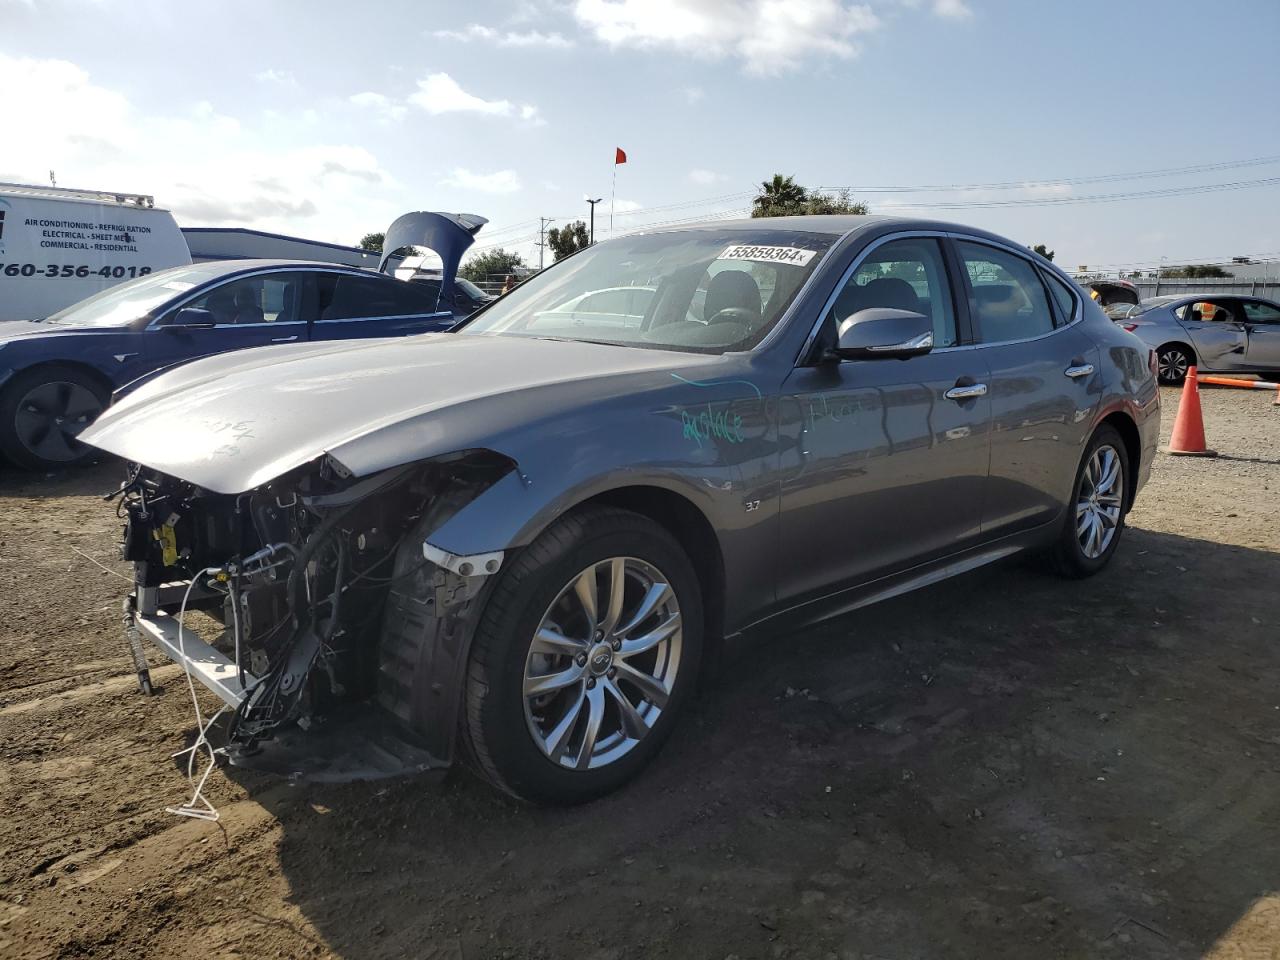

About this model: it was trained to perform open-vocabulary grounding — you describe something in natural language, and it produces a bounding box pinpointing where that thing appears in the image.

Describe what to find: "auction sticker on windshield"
[717,244,816,267]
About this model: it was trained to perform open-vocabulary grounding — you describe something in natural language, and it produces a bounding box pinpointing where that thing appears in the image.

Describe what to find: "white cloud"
[407,72,542,123]
[573,0,880,74]
[931,0,973,18]
[443,168,523,194]
[682,85,705,104]
[0,53,402,244]
[688,168,724,185]
[349,91,408,123]
[255,67,297,86]
[431,23,574,47]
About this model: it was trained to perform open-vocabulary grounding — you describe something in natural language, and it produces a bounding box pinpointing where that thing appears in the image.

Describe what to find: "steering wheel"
[706,307,758,326]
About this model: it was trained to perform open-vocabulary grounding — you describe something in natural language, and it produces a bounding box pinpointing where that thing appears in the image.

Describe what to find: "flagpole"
[610,163,617,237]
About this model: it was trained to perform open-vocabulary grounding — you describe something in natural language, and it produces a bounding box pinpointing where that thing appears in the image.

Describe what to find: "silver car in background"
[1115,294,1280,384]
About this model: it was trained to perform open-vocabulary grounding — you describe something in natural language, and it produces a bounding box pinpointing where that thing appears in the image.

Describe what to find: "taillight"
[1122,322,1139,333]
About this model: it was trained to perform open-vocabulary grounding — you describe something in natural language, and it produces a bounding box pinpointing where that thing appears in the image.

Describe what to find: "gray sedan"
[1113,294,1280,384]
[83,215,1160,804]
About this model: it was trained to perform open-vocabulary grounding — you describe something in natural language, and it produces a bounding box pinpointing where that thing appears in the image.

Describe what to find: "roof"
[654,214,892,236]
[180,226,382,258]
[179,258,374,277]
[646,214,1031,246]
[0,180,160,209]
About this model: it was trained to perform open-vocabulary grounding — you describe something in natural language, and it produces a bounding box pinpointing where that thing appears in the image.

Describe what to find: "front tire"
[0,365,109,471]
[1048,425,1129,579]
[461,506,703,804]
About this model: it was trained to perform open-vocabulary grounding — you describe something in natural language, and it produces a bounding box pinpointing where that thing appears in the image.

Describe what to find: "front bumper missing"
[125,592,255,707]
[122,591,451,781]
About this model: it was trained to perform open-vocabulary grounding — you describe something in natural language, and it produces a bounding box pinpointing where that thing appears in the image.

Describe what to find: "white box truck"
[0,182,192,321]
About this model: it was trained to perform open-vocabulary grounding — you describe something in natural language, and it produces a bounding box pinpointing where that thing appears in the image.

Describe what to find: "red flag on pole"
[615,147,627,165]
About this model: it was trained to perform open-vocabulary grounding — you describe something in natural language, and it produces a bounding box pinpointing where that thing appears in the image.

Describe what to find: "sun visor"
[378,212,487,309]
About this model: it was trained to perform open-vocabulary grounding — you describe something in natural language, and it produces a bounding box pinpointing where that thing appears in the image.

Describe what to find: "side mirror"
[163,307,216,330]
[834,307,934,360]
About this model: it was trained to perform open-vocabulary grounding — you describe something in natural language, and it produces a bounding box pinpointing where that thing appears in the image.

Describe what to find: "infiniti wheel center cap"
[587,643,613,677]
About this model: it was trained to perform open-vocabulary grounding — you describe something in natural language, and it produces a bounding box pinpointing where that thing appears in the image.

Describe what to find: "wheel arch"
[1,359,116,401]
[564,484,727,673]
[1096,409,1142,509]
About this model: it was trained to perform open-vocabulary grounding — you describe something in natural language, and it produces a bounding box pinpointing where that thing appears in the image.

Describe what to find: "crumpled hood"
[81,333,709,493]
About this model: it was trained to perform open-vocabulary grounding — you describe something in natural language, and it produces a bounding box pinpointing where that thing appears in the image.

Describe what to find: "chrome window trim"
[143,265,416,330]
[951,234,1083,346]
[795,229,956,362]
[312,311,449,325]
[796,229,1088,365]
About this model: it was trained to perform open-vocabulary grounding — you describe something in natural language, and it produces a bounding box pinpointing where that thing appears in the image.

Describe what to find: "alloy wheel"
[1158,348,1189,384]
[1076,444,1124,560]
[14,380,104,463]
[523,557,683,771]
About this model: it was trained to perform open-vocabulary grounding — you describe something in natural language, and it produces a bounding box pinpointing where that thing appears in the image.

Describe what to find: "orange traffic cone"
[1166,365,1217,457]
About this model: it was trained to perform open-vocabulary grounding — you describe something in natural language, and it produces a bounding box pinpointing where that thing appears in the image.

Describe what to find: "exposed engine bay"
[112,450,515,779]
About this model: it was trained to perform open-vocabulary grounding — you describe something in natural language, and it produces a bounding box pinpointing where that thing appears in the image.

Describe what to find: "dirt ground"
[1,384,1278,960]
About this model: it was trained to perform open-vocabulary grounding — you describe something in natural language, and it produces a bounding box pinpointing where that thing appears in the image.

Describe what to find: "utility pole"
[585,197,602,244]
[537,217,555,271]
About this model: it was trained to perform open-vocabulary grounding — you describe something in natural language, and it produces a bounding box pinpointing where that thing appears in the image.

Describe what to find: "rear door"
[311,272,455,343]
[952,238,1100,537]
[1239,299,1280,371]
[777,236,991,601]
[1176,298,1249,372]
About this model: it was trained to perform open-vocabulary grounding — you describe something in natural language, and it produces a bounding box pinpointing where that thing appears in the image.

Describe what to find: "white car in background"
[530,285,656,330]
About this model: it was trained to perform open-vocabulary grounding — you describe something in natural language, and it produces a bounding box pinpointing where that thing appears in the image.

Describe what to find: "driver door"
[776,237,991,603]
[145,271,314,371]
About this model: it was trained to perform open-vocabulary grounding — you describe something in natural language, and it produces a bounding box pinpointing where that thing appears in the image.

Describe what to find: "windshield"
[459,227,838,353]
[46,264,228,327]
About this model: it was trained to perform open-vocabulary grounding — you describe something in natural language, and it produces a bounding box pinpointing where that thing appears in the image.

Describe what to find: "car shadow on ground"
[0,457,121,499]
[221,525,1280,958]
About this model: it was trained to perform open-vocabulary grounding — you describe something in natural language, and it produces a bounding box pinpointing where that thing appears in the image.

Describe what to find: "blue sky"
[3,0,1278,273]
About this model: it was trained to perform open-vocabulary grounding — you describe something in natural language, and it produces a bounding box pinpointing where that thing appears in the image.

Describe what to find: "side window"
[1241,300,1280,324]
[957,241,1055,343]
[1041,270,1078,326]
[1187,300,1237,323]
[826,238,957,348]
[181,273,309,324]
[316,274,438,321]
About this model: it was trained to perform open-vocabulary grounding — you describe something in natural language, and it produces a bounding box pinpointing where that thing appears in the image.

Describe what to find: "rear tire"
[1156,344,1193,385]
[1048,425,1129,579]
[461,506,703,804]
[0,365,109,471]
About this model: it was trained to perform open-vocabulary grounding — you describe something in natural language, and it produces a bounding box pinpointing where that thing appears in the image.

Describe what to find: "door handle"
[1064,363,1094,379]
[944,382,988,400]
[271,335,299,343]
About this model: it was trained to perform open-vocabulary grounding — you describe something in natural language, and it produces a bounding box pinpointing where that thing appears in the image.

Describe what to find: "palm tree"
[752,174,809,218]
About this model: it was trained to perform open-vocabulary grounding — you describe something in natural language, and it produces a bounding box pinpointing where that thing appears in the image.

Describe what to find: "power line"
[815,153,1280,195]
[873,175,1280,210]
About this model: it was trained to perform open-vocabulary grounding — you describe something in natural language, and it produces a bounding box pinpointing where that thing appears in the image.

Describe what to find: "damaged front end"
[114,449,514,780]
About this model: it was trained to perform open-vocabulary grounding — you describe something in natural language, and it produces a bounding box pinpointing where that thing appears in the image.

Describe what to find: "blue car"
[0,259,457,469]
